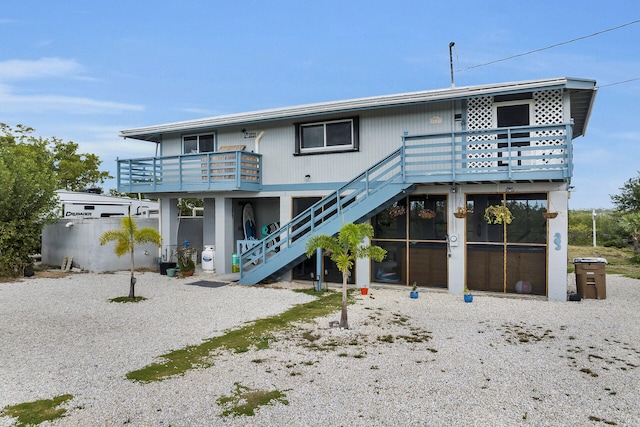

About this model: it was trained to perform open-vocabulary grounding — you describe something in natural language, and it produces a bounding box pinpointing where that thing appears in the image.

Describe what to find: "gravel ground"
[1,271,639,426]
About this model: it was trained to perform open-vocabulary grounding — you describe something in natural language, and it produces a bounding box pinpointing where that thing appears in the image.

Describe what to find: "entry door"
[496,102,532,166]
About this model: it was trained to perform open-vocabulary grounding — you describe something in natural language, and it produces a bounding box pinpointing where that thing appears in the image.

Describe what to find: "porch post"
[448,189,465,294]
[547,190,569,301]
[214,196,233,274]
[160,197,179,262]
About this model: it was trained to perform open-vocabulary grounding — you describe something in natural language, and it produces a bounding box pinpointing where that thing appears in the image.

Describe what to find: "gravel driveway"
[1,271,639,426]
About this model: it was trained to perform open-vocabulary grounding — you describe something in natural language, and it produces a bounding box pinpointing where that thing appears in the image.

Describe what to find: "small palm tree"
[100,215,162,298]
[305,222,386,329]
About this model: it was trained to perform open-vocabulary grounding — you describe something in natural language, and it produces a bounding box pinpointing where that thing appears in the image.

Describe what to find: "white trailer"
[56,190,159,219]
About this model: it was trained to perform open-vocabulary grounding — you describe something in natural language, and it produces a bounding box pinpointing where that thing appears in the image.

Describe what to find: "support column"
[278,196,293,281]
[547,190,568,302]
[448,191,465,294]
[203,198,216,247]
[160,197,179,261]
[214,196,233,274]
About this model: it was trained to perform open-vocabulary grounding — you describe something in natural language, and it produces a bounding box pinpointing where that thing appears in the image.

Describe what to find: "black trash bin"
[573,257,607,299]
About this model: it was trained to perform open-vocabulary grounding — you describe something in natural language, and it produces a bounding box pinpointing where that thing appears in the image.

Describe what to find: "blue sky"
[1,0,638,209]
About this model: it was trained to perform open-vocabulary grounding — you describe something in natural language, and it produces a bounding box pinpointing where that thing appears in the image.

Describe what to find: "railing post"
[152,158,158,191]
[365,169,370,195]
[451,132,456,181]
[507,129,513,179]
[236,151,241,189]
[400,145,406,183]
[566,121,574,178]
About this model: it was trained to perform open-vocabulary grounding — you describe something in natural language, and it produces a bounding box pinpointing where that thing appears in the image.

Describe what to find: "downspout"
[254,131,265,154]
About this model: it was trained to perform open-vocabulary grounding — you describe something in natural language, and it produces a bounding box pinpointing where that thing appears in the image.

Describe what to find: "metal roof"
[120,77,597,143]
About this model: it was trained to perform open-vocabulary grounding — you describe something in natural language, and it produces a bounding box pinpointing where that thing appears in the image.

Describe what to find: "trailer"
[56,190,159,219]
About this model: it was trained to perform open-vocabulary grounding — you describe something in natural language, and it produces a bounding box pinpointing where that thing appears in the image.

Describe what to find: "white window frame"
[492,99,534,129]
[183,133,216,154]
[295,117,359,155]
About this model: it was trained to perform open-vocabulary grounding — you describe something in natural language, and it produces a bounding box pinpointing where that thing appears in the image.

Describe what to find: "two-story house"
[118,77,597,301]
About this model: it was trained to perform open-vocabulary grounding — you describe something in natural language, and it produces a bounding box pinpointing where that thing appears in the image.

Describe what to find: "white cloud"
[0,57,85,81]
[0,85,144,114]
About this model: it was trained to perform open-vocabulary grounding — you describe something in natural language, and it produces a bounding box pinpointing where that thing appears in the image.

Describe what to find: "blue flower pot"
[410,291,419,299]
[464,294,473,303]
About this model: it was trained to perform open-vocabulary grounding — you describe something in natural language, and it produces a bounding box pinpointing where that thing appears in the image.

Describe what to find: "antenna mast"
[449,42,455,87]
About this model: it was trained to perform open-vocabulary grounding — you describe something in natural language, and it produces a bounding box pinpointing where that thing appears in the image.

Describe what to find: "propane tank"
[201,245,215,273]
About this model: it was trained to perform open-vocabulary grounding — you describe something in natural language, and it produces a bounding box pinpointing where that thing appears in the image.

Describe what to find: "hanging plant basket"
[454,206,473,218]
[418,209,436,219]
[388,205,406,218]
[542,211,558,219]
[484,205,514,225]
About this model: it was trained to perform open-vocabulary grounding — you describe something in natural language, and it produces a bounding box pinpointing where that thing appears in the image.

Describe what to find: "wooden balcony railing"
[117,150,262,193]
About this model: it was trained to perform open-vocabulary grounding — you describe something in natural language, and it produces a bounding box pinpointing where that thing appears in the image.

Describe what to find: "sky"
[1,0,639,209]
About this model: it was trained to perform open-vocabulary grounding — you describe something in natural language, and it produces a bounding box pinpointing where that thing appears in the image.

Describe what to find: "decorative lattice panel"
[466,96,497,168]
[533,90,565,165]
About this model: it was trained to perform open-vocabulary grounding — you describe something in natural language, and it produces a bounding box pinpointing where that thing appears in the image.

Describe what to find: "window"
[183,133,215,154]
[295,117,359,154]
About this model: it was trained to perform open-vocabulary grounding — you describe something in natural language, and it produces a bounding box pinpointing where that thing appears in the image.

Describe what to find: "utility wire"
[458,19,640,72]
[599,77,640,88]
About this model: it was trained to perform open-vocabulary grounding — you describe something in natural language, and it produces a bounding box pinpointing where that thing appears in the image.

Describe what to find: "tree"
[0,123,114,277]
[620,212,640,254]
[611,172,640,212]
[51,139,112,191]
[0,124,58,276]
[305,223,386,329]
[99,216,162,298]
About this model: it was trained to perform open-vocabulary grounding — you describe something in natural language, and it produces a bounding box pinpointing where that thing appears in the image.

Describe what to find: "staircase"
[237,147,415,285]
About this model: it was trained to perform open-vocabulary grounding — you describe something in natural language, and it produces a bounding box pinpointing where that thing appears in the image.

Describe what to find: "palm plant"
[99,215,162,298]
[305,222,386,329]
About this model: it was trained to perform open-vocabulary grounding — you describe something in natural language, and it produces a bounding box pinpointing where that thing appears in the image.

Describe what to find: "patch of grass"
[216,382,288,417]
[580,368,599,377]
[377,335,394,343]
[500,322,555,345]
[109,296,147,303]
[569,245,640,278]
[126,289,345,382]
[1,394,73,426]
[588,415,618,425]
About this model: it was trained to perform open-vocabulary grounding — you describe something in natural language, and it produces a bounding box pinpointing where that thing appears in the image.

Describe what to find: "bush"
[603,239,628,249]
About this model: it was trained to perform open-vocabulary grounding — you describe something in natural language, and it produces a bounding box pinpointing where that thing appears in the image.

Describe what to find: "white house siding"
[252,103,456,187]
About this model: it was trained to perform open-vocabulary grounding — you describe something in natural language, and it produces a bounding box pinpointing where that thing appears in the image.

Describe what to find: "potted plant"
[177,245,196,276]
[388,205,406,218]
[410,282,419,299]
[418,208,436,219]
[463,286,473,303]
[484,205,513,224]
[454,205,473,218]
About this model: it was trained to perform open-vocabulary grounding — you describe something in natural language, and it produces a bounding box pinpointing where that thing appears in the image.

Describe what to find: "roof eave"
[120,77,596,142]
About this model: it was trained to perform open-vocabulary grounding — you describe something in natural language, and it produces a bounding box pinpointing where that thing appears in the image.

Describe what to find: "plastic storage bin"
[573,257,607,299]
